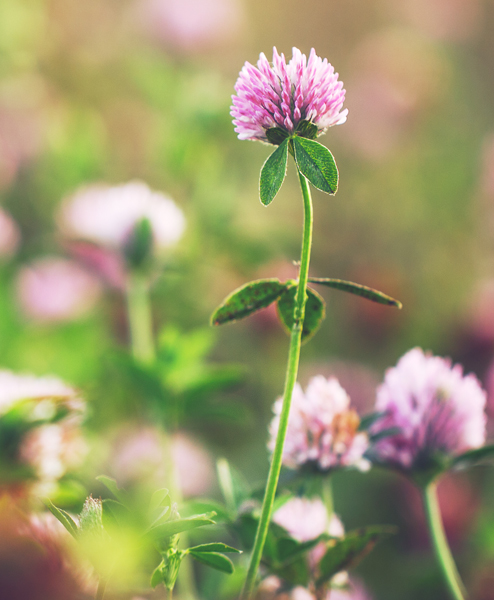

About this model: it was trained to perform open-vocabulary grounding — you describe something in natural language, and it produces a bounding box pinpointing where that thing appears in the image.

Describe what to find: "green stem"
[422,482,467,600]
[241,171,313,600]
[322,477,334,518]
[125,271,155,364]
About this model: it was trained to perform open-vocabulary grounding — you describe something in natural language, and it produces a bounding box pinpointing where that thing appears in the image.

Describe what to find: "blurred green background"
[1,0,494,598]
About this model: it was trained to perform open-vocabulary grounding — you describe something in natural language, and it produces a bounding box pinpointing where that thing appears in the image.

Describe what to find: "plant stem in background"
[95,579,107,600]
[125,271,155,364]
[322,477,334,518]
[242,171,314,599]
[422,482,467,600]
[125,272,198,600]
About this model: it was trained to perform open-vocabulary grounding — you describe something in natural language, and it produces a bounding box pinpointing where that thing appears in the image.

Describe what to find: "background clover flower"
[59,181,186,258]
[372,348,487,471]
[268,376,369,472]
[231,47,348,143]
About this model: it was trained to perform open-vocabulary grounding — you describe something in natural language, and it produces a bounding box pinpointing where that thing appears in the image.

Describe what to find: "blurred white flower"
[16,257,102,323]
[0,207,20,258]
[59,181,185,254]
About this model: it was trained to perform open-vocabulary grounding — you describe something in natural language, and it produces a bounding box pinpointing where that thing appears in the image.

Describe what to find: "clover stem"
[242,171,313,600]
[125,271,155,364]
[422,482,467,600]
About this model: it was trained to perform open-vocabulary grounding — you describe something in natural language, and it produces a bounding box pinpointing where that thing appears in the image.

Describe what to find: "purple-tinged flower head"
[231,47,348,144]
[372,348,487,472]
[268,376,369,472]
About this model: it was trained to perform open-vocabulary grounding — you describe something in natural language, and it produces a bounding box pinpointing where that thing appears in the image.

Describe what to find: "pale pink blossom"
[273,497,344,543]
[59,181,185,255]
[372,348,487,470]
[231,47,347,144]
[16,257,102,323]
[137,0,243,51]
[269,376,369,472]
[0,207,20,258]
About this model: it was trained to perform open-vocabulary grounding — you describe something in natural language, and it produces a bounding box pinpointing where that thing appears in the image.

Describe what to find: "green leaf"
[369,427,402,443]
[316,526,396,586]
[96,475,131,508]
[211,279,289,326]
[358,411,387,431]
[277,535,328,564]
[189,551,234,574]
[266,127,290,145]
[452,445,494,469]
[292,136,338,194]
[276,285,326,342]
[43,498,79,539]
[259,139,289,206]
[188,543,241,554]
[308,278,402,308]
[147,513,216,539]
[151,561,165,588]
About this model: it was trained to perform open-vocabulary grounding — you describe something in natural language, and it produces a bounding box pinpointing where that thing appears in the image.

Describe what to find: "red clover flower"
[372,348,487,472]
[231,47,347,144]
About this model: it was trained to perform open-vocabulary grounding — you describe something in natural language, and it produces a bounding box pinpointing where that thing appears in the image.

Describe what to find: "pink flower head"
[372,348,487,471]
[269,376,369,472]
[16,257,102,323]
[231,47,347,144]
[58,181,186,256]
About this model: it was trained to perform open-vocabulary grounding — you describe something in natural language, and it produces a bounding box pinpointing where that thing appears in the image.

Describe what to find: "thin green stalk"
[422,482,467,600]
[125,271,155,364]
[241,171,313,600]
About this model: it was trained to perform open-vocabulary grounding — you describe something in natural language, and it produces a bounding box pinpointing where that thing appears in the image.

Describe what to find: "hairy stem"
[241,171,313,599]
[422,482,467,600]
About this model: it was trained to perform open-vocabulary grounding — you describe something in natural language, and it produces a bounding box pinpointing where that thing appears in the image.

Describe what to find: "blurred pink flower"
[372,348,487,470]
[231,47,347,143]
[269,376,369,472]
[111,427,214,498]
[273,497,344,543]
[58,181,185,257]
[0,371,86,491]
[392,0,480,42]
[0,502,93,599]
[137,0,244,51]
[343,31,447,160]
[0,207,20,258]
[16,257,102,323]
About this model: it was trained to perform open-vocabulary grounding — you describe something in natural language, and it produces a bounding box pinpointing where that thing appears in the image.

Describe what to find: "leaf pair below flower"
[259,136,339,206]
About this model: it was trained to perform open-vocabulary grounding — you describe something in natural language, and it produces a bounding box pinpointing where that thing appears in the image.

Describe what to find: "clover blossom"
[268,376,369,472]
[59,181,186,256]
[372,348,487,471]
[231,47,347,144]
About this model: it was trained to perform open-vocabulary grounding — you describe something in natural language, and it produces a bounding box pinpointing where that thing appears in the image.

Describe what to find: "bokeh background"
[1,0,494,598]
